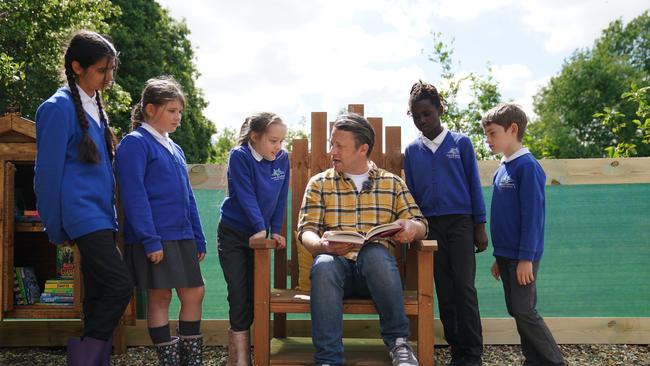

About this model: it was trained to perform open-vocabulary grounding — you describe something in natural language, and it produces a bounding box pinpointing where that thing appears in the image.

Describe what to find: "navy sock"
[178,320,201,336]
[148,324,171,344]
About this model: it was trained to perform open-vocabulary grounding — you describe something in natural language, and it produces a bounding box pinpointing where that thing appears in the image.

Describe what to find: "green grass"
[162,184,650,319]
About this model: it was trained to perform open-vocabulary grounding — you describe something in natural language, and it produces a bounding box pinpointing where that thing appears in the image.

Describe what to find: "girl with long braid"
[34,30,133,366]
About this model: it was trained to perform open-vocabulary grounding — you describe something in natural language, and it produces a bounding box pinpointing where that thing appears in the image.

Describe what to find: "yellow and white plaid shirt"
[297,161,427,260]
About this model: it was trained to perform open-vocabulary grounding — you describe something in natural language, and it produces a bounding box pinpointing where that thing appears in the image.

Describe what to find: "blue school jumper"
[404,131,486,223]
[34,88,117,245]
[491,152,546,262]
[220,145,290,236]
[114,127,207,255]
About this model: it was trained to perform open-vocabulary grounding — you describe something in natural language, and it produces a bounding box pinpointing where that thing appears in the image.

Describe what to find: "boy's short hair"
[481,103,528,141]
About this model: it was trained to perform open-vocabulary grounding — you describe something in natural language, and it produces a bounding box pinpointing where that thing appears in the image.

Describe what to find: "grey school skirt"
[126,239,204,289]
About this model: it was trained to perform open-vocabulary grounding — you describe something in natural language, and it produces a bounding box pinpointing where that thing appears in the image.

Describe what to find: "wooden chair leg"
[112,322,127,355]
[253,246,272,366]
[416,247,435,364]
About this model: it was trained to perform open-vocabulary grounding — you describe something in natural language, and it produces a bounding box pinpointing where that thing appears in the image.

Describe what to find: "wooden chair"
[248,105,438,365]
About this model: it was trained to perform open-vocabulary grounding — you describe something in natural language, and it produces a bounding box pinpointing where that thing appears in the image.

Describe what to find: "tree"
[107,0,216,163]
[212,127,237,164]
[595,83,650,157]
[426,33,502,159]
[529,11,650,158]
[0,0,129,118]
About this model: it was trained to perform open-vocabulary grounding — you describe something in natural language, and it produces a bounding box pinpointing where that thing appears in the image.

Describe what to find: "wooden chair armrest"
[413,239,438,251]
[249,238,278,249]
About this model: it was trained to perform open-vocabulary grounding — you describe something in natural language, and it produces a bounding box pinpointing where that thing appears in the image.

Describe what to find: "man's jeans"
[310,243,409,365]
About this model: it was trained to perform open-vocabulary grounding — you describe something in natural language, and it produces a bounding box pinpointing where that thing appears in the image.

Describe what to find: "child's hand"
[474,223,488,253]
[516,260,535,285]
[491,261,500,281]
[250,230,267,240]
[272,233,286,249]
[197,252,206,262]
[147,250,164,264]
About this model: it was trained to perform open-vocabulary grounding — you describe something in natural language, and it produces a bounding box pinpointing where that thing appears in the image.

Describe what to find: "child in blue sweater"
[218,112,289,364]
[34,30,133,365]
[115,77,207,365]
[404,81,486,366]
[481,103,565,365]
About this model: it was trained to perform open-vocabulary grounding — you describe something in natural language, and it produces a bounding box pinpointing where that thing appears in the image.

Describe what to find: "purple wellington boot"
[67,336,111,366]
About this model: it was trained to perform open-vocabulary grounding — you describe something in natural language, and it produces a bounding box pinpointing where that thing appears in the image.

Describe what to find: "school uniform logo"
[271,168,285,181]
[446,148,461,159]
[498,173,516,189]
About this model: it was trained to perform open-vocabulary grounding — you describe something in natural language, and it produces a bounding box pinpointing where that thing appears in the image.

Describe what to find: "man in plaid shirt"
[298,113,428,366]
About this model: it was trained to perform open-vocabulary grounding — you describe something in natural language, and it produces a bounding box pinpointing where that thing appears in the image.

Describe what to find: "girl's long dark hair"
[64,30,118,163]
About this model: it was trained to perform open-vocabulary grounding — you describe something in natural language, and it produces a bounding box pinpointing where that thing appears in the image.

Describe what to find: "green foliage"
[0,0,124,118]
[530,11,650,158]
[426,33,502,159]
[595,84,650,157]
[212,127,237,164]
[107,0,216,163]
[285,117,310,151]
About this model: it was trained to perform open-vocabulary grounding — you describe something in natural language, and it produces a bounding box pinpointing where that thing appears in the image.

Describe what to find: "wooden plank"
[72,245,83,316]
[252,247,272,366]
[0,161,5,321]
[0,118,11,135]
[310,112,329,174]
[367,117,383,168]
[187,164,228,190]
[290,140,309,289]
[348,104,365,116]
[1,318,650,346]
[270,337,390,365]
[10,117,36,139]
[384,127,402,177]
[416,245,434,364]
[2,162,15,317]
[0,143,36,160]
[273,216,288,338]
[477,157,650,186]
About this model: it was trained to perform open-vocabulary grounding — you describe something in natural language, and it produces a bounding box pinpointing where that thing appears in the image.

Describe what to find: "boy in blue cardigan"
[481,103,565,365]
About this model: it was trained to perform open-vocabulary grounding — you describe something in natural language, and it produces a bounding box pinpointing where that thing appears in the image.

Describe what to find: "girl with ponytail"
[34,30,133,366]
[115,76,207,365]
[218,112,289,365]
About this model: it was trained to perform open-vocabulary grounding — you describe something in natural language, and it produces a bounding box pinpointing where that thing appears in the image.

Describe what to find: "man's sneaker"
[389,338,419,366]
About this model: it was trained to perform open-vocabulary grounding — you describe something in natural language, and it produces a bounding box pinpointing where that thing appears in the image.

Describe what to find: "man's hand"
[318,231,355,256]
[491,261,500,281]
[516,260,535,286]
[147,250,164,264]
[391,219,424,244]
[271,233,286,249]
[474,223,488,253]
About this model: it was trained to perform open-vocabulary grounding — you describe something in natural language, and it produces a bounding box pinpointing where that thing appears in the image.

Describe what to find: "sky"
[156,0,648,145]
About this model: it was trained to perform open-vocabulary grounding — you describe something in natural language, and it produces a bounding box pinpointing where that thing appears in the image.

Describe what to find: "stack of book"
[39,279,74,304]
[13,267,41,305]
[38,245,76,305]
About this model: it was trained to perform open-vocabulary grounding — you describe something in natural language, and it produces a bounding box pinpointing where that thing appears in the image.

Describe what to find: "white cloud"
[156,0,648,148]
[519,0,649,53]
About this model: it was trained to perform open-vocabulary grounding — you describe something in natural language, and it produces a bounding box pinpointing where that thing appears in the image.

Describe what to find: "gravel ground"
[0,344,648,365]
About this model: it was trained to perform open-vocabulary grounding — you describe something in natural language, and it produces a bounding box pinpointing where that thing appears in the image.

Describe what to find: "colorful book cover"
[56,245,75,279]
[13,269,26,305]
[14,268,28,305]
[39,294,74,303]
[21,267,41,304]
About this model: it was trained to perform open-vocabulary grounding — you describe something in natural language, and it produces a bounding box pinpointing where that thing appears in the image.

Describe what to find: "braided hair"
[237,112,284,146]
[408,80,446,115]
[63,30,118,163]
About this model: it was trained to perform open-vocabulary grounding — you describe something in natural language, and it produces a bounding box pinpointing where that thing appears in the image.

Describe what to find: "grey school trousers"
[496,256,565,366]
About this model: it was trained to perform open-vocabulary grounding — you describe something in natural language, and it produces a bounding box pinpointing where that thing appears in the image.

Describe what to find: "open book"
[327,223,403,246]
